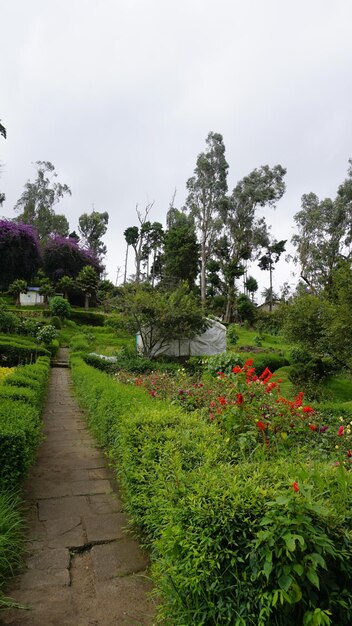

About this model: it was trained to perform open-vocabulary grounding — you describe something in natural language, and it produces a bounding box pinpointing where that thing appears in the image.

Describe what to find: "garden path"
[0,349,155,626]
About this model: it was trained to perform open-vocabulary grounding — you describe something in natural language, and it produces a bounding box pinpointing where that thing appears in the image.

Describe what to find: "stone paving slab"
[91,539,149,579]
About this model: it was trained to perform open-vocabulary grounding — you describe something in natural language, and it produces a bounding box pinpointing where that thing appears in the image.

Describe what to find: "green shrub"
[70,310,105,326]
[0,336,50,366]
[252,353,289,375]
[50,315,62,329]
[204,351,243,376]
[0,358,50,488]
[227,324,239,344]
[49,296,71,320]
[70,357,352,626]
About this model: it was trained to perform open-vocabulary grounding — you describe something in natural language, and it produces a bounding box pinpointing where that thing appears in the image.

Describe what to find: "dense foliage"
[71,355,352,625]
[0,221,42,289]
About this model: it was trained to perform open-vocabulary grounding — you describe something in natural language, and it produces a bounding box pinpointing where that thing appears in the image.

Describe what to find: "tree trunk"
[124,244,129,285]
[84,294,89,310]
[200,241,206,305]
[269,262,273,313]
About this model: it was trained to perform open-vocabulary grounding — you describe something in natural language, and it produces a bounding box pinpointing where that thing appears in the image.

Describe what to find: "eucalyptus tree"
[292,159,352,297]
[219,164,286,322]
[258,238,286,311]
[78,210,109,261]
[123,202,154,283]
[185,132,229,303]
[14,161,71,241]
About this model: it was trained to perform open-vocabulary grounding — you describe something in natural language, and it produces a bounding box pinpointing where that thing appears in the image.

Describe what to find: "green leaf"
[278,574,293,592]
[306,568,320,589]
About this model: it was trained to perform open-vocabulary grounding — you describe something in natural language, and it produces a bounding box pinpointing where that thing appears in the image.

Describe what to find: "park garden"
[0,129,352,623]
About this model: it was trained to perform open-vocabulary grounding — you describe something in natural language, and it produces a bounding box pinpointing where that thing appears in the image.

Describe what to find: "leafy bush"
[0,336,50,366]
[36,324,58,345]
[50,315,62,329]
[227,324,239,344]
[0,302,17,334]
[204,351,243,376]
[0,357,50,488]
[49,295,71,320]
[252,353,289,375]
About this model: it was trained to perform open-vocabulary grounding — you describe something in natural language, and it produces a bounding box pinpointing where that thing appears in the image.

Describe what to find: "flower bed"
[71,355,352,625]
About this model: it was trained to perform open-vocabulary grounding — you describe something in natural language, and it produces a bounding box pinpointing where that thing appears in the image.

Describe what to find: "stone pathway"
[1,350,155,626]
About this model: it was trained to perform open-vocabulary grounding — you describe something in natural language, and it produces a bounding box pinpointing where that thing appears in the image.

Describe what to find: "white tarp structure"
[136,319,226,358]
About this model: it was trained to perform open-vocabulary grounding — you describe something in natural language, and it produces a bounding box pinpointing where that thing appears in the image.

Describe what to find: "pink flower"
[338,425,344,436]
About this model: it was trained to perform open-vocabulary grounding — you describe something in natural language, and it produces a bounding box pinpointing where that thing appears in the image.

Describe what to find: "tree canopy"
[292,160,352,296]
[14,161,71,241]
[0,220,42,289]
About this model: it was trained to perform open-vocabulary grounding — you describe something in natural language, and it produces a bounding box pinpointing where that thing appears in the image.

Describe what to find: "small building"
[256,300,281,313]
[137,318,227,358]
[20,287,44,306]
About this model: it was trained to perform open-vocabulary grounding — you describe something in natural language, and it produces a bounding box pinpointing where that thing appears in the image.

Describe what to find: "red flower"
[209,413,214,421]
[217,371,225,379]
[292,481,299,492]
[236,393,244,405]
[347,450,352,458]
[295,392,304,407]
[232,365,242,373]
[244,359,253,367]
[256,421,266,432]
[303,406,314,413]
[259,367,273,381]
[338,425,344,436]
[309,424,316,431]
[218,396,227,405]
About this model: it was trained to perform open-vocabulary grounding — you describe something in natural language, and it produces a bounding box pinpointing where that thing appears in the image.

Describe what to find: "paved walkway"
[1,350,155,626]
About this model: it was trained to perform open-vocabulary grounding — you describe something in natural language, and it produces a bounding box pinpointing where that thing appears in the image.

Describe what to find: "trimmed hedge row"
[70,357,352,626]
[70,310,105,326]
[0,356,50,489]
[0,335,50,366]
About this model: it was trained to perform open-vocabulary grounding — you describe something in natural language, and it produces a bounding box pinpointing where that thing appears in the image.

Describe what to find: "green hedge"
[71,357,352,625]
[70,310,105,326]
[0,335,50,366]
[0,356,50,490]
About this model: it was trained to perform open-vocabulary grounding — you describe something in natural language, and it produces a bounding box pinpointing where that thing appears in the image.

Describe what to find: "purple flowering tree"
[43,235,101,283]
[0,220,42,289]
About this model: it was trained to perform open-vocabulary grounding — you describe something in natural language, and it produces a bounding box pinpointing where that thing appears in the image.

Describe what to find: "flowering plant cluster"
[117,358,352,464]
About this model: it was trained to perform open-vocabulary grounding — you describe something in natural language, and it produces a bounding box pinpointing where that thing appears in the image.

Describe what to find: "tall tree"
[141,221,164,285]
[14,161,71,241]
[123,203,154,283]
[163,209,199,288]
[76,265,99,310]
[292,160,352,296]
[78,210,109,260]
[219,164,286,321]
[258,238,286,312]
[185,132,229,303]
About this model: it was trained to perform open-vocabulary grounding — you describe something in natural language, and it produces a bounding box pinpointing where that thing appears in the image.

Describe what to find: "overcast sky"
[1,0,352,299]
